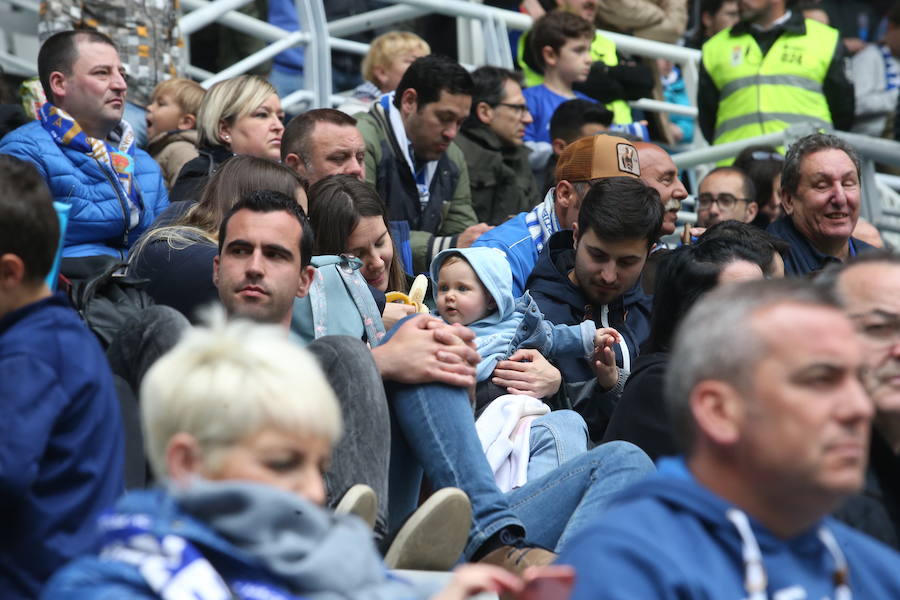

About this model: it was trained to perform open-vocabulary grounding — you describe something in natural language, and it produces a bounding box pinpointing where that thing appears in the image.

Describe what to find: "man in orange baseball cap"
[473,133,640,296]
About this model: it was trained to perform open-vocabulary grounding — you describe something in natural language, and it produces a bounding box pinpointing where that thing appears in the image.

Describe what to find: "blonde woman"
[43,317,525,599]
[170,74,285,204]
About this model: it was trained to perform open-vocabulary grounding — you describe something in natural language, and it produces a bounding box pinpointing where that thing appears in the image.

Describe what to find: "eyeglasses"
[697,193,749,210]
[495,102,530,115]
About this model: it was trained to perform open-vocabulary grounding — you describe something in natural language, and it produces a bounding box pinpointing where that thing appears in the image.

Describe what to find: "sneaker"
[478,529,557,575]
[383,487,472,571]
[334,484,378,530]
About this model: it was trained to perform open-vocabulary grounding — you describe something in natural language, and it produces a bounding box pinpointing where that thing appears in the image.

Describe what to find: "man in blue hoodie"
[558,278,900,599]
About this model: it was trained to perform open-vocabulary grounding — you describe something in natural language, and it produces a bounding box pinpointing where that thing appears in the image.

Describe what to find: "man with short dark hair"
[455,66,540,226]
[0,30,168,260]
[541,98,613,194]
[281,108,367,186]
[558,278,900,599]
[0,155,124,598]
[696,166,758,227]
[214,190,315,328]
[38,0,185,146]
[355,54,489,273]
[767,132,872,276]
[527,176,663,439]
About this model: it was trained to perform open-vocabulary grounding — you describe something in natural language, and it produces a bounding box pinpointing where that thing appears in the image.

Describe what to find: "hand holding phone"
[520,565,575,600]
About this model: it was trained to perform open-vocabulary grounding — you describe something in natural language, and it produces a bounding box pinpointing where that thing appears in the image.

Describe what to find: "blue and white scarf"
[39,102,141,229]
[881,44,899,91]
[524,187,561,255]
[380,92,437,209]
[97,513,301,600]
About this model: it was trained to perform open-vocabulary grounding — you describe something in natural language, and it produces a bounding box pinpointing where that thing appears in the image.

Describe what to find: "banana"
[385,291,412,304]
[408,274,428,305]
[386,276,430,314]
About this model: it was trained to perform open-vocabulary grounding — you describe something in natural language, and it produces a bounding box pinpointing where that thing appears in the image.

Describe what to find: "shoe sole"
[334,484,377,530]
[384,487,472,571]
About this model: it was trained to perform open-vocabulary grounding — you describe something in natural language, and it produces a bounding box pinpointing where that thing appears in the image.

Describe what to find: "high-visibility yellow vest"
[702,19,838,148]
[518,31,633,124]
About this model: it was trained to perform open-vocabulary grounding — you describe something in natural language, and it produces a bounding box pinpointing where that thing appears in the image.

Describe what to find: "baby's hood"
[430,247,517,325]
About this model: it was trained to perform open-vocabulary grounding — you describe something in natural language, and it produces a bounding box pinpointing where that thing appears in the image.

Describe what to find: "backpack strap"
[308,255,385,344]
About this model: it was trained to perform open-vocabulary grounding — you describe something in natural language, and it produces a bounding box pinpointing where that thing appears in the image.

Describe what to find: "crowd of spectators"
[4,0,900,598]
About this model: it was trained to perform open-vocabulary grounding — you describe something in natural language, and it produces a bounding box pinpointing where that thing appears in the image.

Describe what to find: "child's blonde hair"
[151,77,206,117]
[361,31,431,83]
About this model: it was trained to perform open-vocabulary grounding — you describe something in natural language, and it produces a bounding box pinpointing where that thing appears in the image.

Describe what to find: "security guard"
[698,0,854,152]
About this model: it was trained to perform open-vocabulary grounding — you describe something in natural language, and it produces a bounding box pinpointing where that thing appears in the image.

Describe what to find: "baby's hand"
[593,327,622,349]
[592,327,622,392]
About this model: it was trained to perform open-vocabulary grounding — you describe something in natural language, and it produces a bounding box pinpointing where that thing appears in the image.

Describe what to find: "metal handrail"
[0,0,704,117]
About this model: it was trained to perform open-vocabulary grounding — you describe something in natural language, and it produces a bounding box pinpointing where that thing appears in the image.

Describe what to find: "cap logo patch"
[616,143,640,176]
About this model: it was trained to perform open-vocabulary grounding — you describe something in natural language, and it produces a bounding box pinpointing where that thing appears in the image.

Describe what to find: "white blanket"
[475,395,550,493]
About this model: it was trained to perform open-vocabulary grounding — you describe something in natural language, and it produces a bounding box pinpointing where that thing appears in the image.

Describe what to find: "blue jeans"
[527,410,589,482]
[386,355,654,557]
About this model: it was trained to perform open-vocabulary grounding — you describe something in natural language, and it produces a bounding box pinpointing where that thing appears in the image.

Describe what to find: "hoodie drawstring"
[726,508,767,600]
[600,304,630,372]
[818,526,852,600]
[726,508,853,600]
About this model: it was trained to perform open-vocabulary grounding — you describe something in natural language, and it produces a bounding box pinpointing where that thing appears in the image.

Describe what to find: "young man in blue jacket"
[0,30,168,260]
[0,156,124,599]
[557,279,900,599]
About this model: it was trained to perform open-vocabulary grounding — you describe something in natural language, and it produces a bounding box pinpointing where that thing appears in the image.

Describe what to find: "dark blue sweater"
[0,294,124,599]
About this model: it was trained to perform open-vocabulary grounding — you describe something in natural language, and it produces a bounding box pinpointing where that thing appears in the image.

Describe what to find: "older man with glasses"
[696,166,758,228]
[456,65,541,226]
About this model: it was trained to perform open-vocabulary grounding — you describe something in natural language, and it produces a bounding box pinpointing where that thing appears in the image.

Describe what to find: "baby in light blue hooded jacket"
[430,247,620,383]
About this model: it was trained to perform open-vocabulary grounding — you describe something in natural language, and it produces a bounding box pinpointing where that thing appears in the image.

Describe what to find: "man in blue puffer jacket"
[0,30,168,259]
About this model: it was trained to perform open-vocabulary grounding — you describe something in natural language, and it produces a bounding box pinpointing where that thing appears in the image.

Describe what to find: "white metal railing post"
[180,0,252,35]
[298,0,331,109]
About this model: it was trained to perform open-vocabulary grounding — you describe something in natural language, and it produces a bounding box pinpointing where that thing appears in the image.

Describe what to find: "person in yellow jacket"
[697,0,854,150]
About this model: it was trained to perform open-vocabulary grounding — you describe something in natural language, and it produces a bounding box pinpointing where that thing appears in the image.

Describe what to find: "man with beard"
[526,176,663,440]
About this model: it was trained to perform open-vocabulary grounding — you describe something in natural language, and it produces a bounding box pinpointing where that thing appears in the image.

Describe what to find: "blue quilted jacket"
[0,121,168,258]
